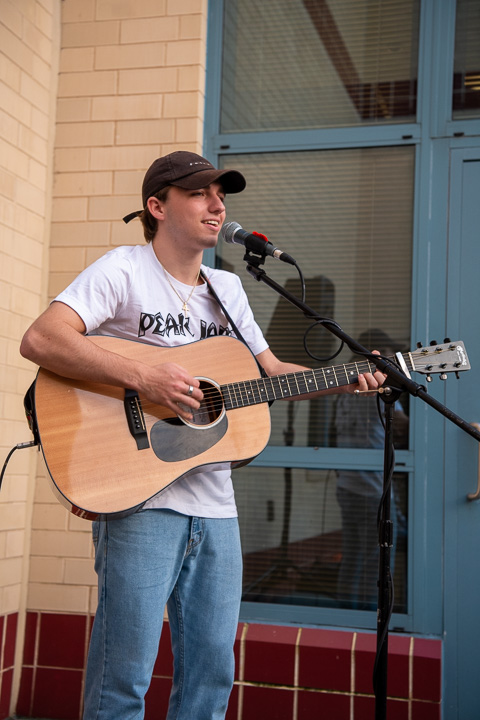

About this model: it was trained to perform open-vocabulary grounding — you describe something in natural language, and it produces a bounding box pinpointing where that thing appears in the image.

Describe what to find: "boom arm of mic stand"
[245,261,480,443]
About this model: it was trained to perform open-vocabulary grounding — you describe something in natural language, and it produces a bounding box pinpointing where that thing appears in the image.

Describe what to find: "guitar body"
[33,335,271,520]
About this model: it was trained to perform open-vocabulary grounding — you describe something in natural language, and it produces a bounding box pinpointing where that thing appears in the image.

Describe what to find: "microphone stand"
[372,386,401,720]
[240,250,480,720]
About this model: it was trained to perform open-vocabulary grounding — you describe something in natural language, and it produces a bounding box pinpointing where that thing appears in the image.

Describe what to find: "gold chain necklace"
[161,264,201,315]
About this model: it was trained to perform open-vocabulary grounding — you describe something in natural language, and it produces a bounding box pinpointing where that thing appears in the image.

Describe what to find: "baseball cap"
[123,151,246,223]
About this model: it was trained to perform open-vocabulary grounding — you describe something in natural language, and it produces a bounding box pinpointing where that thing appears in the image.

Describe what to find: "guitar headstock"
[407,340,470,379]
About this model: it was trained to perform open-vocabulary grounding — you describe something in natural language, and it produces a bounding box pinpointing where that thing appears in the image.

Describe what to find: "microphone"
[220,221,296,265]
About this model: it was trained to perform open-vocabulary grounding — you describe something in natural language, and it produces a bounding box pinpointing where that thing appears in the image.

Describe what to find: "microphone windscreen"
[220,221,241,244]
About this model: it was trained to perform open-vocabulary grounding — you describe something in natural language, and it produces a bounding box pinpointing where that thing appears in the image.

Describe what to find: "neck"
[151,239,203,286]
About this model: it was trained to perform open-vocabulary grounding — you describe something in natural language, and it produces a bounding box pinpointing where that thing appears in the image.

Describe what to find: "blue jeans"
[83,509,243,720]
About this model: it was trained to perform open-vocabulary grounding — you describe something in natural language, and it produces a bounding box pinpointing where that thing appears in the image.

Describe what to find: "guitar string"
[135,350,459,420]
[137,358,377,412]
[137,351,457,411]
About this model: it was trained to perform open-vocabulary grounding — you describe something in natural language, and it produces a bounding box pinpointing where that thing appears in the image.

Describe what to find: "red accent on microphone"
[252,231,269,243]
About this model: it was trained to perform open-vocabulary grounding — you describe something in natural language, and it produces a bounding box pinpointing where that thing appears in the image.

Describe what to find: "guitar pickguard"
[150,415,228,462]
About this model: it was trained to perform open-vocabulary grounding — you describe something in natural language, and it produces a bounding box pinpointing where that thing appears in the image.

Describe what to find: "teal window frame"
[203,0,480,634]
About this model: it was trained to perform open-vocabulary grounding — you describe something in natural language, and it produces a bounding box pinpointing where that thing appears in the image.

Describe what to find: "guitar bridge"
[124,389,150,450]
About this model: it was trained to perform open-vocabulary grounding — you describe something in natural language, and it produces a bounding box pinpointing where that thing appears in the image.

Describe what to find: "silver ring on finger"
[187,385,194,396]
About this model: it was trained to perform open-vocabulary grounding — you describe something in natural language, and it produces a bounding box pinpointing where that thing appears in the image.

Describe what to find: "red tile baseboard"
[11,611,442,720]
[0,613,18,718]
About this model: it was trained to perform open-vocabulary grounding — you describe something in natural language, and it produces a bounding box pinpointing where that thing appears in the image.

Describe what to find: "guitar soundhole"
[180,377,225,429]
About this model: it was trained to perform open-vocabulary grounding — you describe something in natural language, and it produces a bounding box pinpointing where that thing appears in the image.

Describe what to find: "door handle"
[467,423,480,501]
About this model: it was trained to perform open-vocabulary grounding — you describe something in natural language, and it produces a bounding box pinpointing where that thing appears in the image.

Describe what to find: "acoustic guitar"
[27,335,470,520]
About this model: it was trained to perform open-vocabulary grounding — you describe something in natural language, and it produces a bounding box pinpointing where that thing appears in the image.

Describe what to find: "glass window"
[217,147,414,449]
[220,0,420,132]
[236,466,408,612]
[453,0,480,118]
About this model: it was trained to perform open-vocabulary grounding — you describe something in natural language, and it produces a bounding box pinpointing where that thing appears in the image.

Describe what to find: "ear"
[146,196,165,220]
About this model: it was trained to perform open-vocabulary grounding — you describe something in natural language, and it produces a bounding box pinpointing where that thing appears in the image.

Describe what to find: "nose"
[210,193,225,213]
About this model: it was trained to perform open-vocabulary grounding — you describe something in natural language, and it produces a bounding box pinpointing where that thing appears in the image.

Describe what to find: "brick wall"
[29,0,209,616]
[0,0,60,715]
[0,0,208,715]
[50,0,207,298]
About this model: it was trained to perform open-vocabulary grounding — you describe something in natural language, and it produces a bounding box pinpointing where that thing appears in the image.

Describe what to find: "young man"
[20,151,384,719]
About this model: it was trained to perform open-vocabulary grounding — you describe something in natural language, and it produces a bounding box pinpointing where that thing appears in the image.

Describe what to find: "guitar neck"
[218,339,470,410]
[221,354,399,410]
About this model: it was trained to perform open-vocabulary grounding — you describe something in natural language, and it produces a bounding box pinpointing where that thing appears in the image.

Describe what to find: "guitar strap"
[23,378,40,446]
[200,269,272,385]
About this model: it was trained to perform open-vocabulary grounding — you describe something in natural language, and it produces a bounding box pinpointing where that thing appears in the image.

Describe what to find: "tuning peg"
[426,375,433,382]
[440,373,448,381]
[455,372,460,380]
[430,340,438,346]
[444,337,451,343]
[416,341,423,348]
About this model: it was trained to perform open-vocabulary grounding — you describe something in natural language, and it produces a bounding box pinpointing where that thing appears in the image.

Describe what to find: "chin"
[202,235,219,249]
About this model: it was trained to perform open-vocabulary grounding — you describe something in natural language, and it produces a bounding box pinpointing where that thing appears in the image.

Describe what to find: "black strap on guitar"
[200,269,273,392]
[23,378,40,446]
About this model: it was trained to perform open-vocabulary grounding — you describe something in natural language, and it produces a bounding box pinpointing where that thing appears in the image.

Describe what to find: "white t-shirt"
[54,242,269,518]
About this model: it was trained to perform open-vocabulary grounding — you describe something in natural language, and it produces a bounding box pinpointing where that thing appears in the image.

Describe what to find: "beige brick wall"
[0,12,209,700]
[2,2,209,713]
[0,0,60,628]
[51,0,208,297]
[29,0,209,621]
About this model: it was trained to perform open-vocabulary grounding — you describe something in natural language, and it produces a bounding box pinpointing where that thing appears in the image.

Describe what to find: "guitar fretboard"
[220,357,397,410]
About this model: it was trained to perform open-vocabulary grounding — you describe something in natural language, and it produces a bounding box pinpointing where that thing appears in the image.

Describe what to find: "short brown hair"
[139,186,171,242]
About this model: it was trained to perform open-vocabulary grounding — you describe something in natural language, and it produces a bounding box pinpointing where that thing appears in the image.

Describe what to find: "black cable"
[0,441,37,492]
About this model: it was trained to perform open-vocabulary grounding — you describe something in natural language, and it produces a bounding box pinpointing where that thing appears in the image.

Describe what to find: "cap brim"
[171,168,246,194]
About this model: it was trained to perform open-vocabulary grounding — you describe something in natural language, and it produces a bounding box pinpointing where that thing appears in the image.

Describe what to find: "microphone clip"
[242,248,268,268]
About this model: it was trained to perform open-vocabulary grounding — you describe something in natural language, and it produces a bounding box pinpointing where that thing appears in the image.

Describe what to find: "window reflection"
[236,465,408,613]
[453,0,480,118]
[237,328,410,613]
[221,0,420,131]
[220,145,413,615]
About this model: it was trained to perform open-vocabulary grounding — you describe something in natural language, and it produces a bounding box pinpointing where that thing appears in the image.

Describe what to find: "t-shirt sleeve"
[54,251,132,334]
